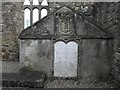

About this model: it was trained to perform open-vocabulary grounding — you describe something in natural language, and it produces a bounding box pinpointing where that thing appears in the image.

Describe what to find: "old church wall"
[79,39,113,80]
[2,2,23,61]
[2,1,120,84]
[20,40,53,77]
[93,2,120,85]
[19,4,114,79]
[20,38,113,79]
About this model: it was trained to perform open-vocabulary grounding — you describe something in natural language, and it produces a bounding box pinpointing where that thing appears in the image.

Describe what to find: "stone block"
[2,72,46,88]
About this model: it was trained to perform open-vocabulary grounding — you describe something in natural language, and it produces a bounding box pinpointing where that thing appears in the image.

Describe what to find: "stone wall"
[49,2,93,20]
[20,40,53,77]
[2,2,93,61]
[1,1,120,84]
[93,3,119,35]
[93,2,120,86]
[79,39,112,80]
[93,2,119,50]
[2,2,23,61]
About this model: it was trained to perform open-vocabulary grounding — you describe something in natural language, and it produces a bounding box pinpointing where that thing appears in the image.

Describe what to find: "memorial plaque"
[54,41,78,77]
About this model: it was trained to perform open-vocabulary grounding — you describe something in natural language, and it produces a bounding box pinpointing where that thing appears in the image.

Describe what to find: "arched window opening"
[33,0,39,5]
[41,9,47,19]
[24,8,30,29]
[24,0,30,5]
[33,8,39,23]
[41,0,48,6]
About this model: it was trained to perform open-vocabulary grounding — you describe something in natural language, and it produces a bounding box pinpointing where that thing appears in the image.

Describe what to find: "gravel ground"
[44,79,115,88]
[1,79,116,89]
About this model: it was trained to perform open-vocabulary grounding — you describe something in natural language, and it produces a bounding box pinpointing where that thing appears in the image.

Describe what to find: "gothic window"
[24,8,30,29]
[41,9,47,19]
[23,0,48,28]
[33,8,39,23]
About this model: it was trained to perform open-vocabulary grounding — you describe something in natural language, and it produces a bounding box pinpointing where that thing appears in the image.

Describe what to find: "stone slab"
[2,71,46,88]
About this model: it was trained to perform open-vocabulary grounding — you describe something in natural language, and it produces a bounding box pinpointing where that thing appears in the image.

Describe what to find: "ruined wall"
[93,2,120,85]
[93,3,119,35]
[2,2,23,61]
[2,2,93,61]
[93,2,119,50]
[2,2,120,82]
[19,4,113,79]
[49,2,93,20]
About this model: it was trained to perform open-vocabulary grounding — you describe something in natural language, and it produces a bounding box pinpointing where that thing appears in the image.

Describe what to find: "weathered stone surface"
[2,2,23,61]
[2,2,120,87]
[93,2,119,35]
[79,39,113,80]
[2,61,20,73]
[19,14,54,39]
[2,71,46,88]
[19,6,111,39]
[93,2,120,86]
[19,6,113,80]
[20,40,52,77]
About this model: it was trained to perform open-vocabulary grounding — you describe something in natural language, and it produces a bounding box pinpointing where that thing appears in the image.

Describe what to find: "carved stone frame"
[51,38,82,79]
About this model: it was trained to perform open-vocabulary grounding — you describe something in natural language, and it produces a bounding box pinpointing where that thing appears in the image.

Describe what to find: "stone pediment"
[19,6,113,40]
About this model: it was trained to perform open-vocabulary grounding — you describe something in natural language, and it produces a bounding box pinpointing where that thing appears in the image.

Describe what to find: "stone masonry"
[1,1,120,87]
[93,2,120,86]
[2,2,23,61]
